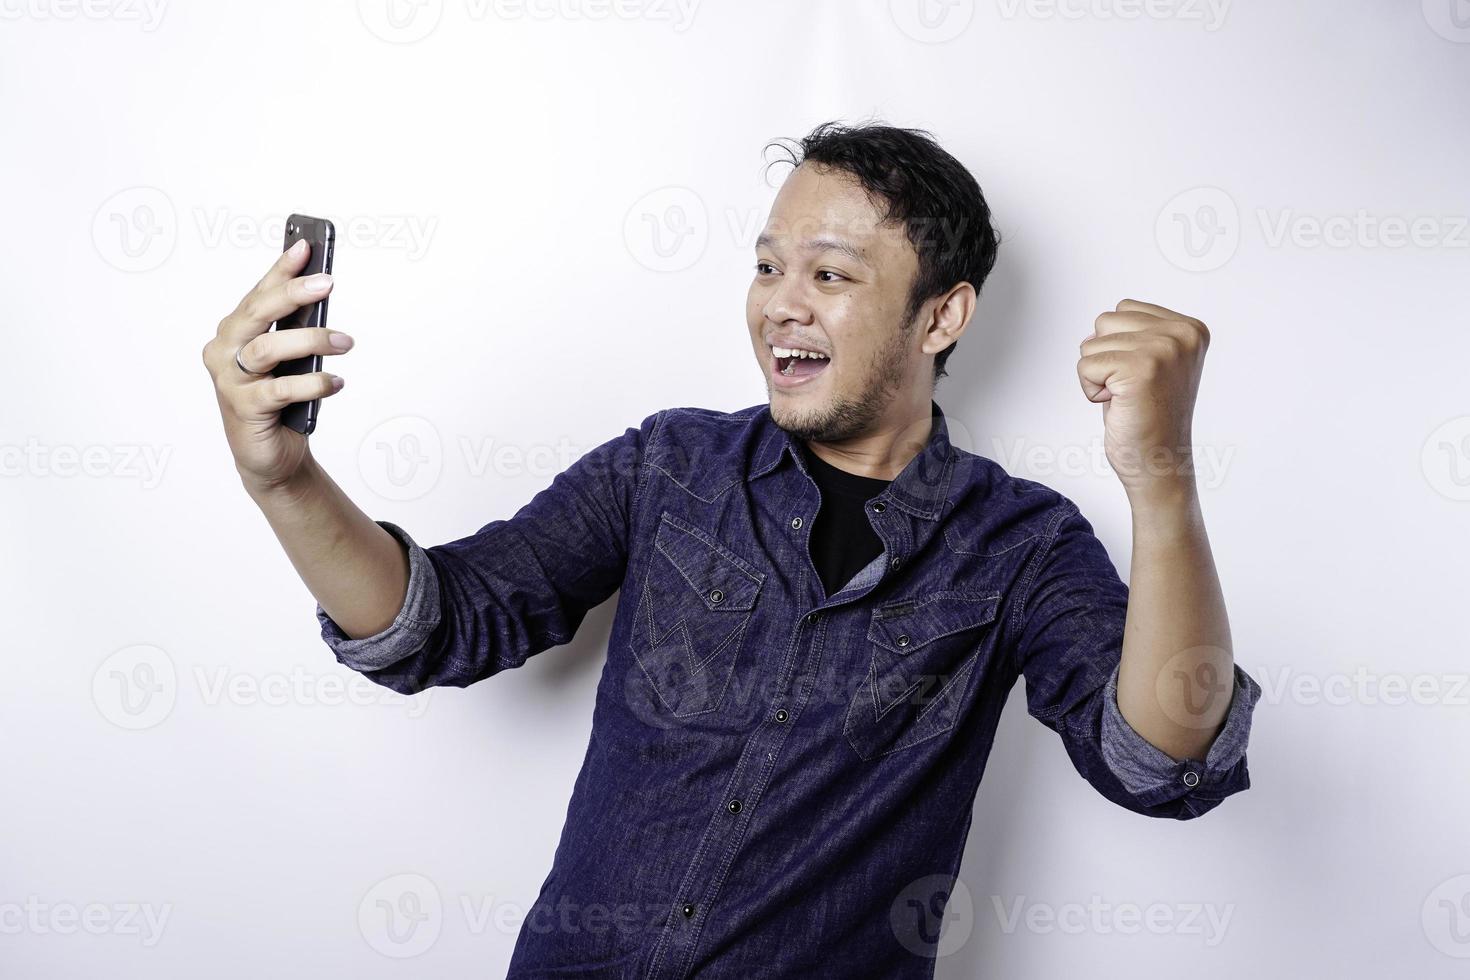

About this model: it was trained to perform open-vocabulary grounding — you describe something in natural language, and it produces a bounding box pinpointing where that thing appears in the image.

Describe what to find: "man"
[202,121,1260,978]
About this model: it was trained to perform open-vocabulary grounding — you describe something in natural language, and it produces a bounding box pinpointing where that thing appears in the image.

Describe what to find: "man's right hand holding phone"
[201,239,411,641]
[201,237,351,498]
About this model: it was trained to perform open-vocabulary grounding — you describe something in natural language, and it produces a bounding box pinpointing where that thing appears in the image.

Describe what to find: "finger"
[236,328,354,376]
[219,272,335,345]
[1116,297,1188,320]
[242,371,345,419]
[1080,330,1177,357]
[1076,349,1132,403]
[1091,309,1162,339]
[254,237,312,294]
[224,240,314,336]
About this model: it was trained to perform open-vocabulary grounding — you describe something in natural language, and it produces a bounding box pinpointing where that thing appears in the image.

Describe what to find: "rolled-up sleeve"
[1011,500,1258,820]
[316,520,442,672]
[1099,657,1261,812]
[315,410,659,696]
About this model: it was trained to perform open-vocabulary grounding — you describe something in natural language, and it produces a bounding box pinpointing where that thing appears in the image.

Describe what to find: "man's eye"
[816,270,847,283]
[754,262,777,275]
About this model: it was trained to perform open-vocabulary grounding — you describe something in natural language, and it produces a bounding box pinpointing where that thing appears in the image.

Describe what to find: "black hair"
[762,120,1001,383]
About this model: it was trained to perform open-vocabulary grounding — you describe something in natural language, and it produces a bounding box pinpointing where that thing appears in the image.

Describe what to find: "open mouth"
[772,345,831,381]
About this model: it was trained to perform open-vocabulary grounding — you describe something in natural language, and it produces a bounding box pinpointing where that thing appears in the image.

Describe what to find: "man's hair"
[762,120,1001,383]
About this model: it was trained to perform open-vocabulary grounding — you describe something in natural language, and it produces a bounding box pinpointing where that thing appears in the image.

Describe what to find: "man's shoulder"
[633,403,769,490]
[947,443,1086,544]
[952,440,1077,510]
[654,402,768,426]
[641,403,767,441]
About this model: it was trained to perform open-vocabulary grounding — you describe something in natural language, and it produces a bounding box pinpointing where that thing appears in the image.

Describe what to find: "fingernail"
[289,238,307,255]
[329,331,354,350]
[329,374,344,390]
[304,274,333,293]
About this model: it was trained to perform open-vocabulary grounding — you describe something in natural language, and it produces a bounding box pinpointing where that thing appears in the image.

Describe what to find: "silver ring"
[235,344,269,378]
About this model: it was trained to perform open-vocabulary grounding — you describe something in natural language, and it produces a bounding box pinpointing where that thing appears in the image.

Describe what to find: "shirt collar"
[748,399,956,521]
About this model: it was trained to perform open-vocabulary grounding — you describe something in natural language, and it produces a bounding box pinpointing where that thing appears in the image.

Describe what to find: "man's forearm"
[1116,476,1235,761]
[244,455,410,641]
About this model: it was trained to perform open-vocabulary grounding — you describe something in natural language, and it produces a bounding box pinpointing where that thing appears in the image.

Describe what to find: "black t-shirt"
[798,443,892,598]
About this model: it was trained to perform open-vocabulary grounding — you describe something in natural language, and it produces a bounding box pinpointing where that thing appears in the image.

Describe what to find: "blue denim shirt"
[317,399,1260,978]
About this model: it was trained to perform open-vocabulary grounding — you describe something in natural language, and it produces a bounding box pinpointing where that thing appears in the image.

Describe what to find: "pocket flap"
[867,591,1000,654]
[654,513,763,612]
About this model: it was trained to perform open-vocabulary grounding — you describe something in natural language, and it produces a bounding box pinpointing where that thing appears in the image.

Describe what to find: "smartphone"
[275,213,336,435]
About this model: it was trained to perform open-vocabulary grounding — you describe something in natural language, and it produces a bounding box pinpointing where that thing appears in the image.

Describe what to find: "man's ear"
[921,282,977,355]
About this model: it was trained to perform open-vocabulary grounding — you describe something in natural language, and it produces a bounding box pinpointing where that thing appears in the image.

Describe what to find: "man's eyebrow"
[756,233,870,267]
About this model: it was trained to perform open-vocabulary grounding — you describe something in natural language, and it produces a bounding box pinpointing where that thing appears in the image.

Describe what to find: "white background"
[3,1,1468,976]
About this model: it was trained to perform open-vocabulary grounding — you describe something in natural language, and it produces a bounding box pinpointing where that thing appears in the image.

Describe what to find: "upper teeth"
[772,346,828,359]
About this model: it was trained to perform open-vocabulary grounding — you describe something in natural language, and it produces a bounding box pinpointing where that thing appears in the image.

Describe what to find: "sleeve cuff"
[315,520,442,672]
[1100,657,1262,800]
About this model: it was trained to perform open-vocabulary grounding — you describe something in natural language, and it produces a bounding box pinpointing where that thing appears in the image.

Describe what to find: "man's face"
[747,163,928,443]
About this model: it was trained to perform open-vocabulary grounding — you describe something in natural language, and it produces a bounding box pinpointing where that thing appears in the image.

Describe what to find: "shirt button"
[896,633,911,648]
[889,556,902,569]
[806,611,819,624]
[681,903,695,918]
[790,516,803,530]
[871,501,886,513]
[1182,770,1200,788]
[774,708,789,723]
[709,588,724,604]
[727,799,742,814]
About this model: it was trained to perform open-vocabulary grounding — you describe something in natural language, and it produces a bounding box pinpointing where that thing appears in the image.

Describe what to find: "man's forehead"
[755,228,873,265]
[756,212,912,262]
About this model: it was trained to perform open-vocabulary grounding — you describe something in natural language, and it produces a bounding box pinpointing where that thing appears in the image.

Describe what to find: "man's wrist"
[242,455,323,508]
[1125,474,1202,533]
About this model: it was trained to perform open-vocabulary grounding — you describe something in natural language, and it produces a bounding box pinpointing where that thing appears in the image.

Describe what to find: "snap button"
[1182,770,1200,788]
[774,708,789,723]
[806,611,819,623]
[871,501,886,513]
[727,799,742,814]
[889,556,901,569]
[790,516,803,530]
[709,588,724,604]
[896,633,911,648]
[681,903,695,918]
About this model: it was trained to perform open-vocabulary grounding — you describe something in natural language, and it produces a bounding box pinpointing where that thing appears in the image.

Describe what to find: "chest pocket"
[843,590,1001,761]
[629,512,764,718]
